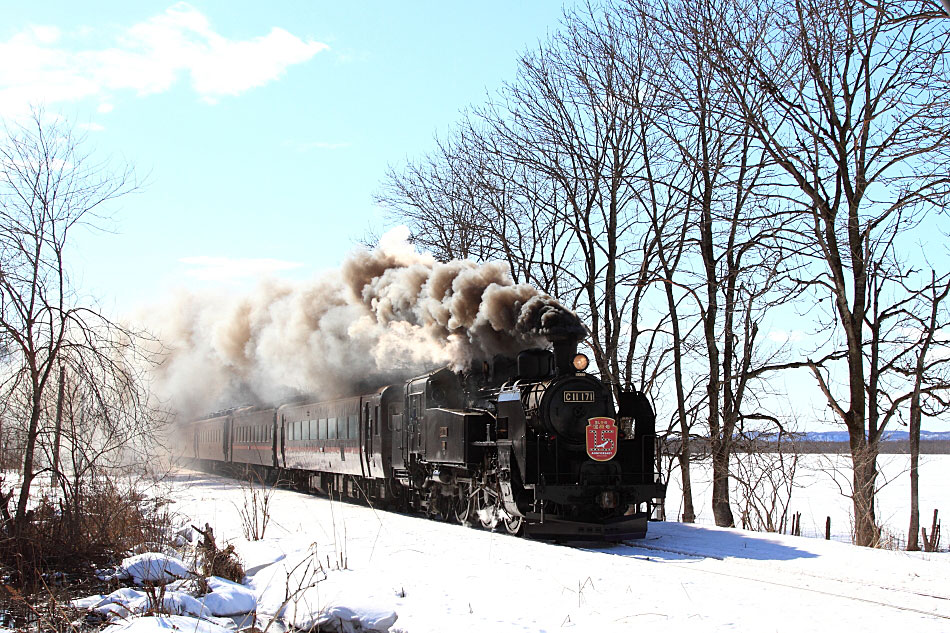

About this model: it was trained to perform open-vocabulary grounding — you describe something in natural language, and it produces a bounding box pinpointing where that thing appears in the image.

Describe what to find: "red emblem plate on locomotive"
[586,417,618,461]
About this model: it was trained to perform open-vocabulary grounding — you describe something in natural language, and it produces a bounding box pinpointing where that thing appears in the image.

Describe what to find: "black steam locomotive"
[189,335,665,540]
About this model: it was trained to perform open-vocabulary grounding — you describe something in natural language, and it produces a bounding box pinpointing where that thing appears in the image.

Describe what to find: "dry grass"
[0,478,174,592]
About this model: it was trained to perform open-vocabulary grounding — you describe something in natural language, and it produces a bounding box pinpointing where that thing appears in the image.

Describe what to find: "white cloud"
[78,122,105,132]
[180,255,303,282]
[30,25,61,45]
[97,102,114,114]
[0,3,328,116]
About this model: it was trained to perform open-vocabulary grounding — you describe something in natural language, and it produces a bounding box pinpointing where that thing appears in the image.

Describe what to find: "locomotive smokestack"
[515,294,587,375]
[551,335,579,376]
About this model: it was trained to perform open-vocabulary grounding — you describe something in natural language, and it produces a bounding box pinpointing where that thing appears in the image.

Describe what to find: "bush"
[0,477,174,592]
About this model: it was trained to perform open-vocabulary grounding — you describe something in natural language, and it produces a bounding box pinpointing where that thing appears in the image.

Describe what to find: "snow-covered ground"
[664,453,948,544]
[105,468,950,633]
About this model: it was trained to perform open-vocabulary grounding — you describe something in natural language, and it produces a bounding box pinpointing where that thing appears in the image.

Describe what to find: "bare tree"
[0,110,152,524]
[702,0,950,545]
[732,432,801,533]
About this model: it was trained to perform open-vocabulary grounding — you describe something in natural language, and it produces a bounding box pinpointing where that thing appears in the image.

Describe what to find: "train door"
[361,402,372,478]
[271,411,278,468]
[223,419,231,462]
[390,403,404,468]
[279,414,286,468]
[408,392,423,456]
[374,403,381,472]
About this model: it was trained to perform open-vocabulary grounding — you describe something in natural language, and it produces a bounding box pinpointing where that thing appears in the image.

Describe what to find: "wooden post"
[922,509,940,552]
[825,516,831,540]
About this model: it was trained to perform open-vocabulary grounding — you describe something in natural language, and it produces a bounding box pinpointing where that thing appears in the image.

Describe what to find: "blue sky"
[0,2,574,313]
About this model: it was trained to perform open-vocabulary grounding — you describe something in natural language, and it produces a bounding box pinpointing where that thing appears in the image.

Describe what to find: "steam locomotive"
[188,335,665,540]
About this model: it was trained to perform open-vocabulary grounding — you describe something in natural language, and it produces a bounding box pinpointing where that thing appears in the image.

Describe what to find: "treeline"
[379,0,950,548]
[669,438,950,456]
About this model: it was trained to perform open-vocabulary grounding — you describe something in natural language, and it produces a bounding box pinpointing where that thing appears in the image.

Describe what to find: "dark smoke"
[150,229,586,416]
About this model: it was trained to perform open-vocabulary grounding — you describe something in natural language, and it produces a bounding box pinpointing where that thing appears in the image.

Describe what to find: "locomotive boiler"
[189,334,665,541]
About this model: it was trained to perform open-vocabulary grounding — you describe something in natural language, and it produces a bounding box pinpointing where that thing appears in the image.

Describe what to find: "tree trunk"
[52,365,65,487]
[678,449,695,523]
[907,396,920,551]
[848,434,879,547]
[15,399,43,523]
[664,280,694,523]
[711,443,735,527]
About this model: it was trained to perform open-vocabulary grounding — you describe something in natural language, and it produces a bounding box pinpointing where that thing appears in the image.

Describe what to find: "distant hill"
[798,430,950,443]
[667,430,950,455]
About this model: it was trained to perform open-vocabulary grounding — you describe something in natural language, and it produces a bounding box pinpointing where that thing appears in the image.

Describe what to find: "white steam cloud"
[152,229,585,417]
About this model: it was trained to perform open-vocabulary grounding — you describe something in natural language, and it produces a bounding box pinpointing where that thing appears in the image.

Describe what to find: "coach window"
[328,417,337,439]
[348,415,357,440]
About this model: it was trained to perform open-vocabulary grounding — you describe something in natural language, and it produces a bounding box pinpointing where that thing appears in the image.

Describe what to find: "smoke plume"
[151,229,585,416]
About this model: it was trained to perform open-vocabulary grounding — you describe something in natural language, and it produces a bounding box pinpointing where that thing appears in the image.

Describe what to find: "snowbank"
[104,615,231,633]
[102,553,191,585]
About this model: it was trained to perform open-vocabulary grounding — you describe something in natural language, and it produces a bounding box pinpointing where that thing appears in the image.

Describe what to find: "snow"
[109,552,191,585]
[104,615,231,633]
[71,468,948,632]
[195,576,258,616]
[90,587,214,620]
[664,453,948,544]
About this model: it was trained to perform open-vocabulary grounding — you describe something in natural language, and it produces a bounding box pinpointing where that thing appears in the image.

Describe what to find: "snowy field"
[663,453,949,545]
[111,468,950,633]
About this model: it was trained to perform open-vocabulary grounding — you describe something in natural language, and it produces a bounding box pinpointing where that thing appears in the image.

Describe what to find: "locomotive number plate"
[564,390,595,403]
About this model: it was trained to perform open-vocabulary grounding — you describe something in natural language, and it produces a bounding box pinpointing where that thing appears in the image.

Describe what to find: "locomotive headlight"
[572,353,589,371]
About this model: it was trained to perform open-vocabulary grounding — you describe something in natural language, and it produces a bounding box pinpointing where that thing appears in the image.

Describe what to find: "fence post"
[825,516,831,540]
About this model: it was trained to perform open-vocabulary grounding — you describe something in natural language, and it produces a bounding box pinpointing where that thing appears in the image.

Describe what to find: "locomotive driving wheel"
[454,482,474,524]
[502,512,524,536]
[425,488,451,521]
[475,486,498,529]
